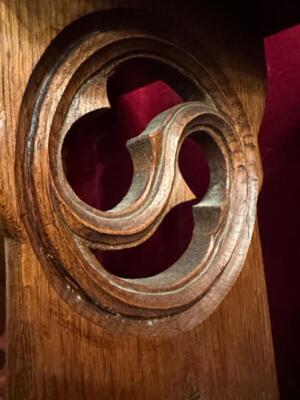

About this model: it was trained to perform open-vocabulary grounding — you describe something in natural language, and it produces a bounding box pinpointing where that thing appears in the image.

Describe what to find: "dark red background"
[64,24,300,399]
[64,60,210,279]
[259,25,300,400]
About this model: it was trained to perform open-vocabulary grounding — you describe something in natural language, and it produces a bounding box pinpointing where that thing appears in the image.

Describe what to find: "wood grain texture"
[0,1,279,399]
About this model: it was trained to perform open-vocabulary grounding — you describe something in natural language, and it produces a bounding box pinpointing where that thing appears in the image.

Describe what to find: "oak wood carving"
[0,2,279,399]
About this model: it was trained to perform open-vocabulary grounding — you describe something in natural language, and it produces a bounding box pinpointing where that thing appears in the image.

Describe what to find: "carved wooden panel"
[16,11,260,336]
[0,1,278,399]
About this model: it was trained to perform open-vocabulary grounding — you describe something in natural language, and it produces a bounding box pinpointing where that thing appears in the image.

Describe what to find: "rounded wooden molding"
[16,11,259,336]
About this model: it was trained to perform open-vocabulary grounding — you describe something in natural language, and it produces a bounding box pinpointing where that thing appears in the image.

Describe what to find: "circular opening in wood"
[62,59,210,278]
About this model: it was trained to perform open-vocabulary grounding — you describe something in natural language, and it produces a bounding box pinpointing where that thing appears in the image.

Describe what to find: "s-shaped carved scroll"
[16,11,260,336]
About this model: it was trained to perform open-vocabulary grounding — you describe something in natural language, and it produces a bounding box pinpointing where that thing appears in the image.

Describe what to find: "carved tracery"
[16,11,260,336]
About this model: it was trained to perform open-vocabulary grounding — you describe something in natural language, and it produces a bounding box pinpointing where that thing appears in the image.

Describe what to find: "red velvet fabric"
[259,25,300,400]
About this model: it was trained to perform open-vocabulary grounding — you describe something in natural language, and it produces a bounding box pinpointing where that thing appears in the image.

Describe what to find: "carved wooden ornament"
[16,12,260,336]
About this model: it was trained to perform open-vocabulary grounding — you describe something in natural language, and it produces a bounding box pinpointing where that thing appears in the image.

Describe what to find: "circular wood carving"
[16,11,259,336]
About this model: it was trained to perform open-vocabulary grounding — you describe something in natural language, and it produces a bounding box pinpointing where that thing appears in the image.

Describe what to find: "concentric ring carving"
[16,11,260,336]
